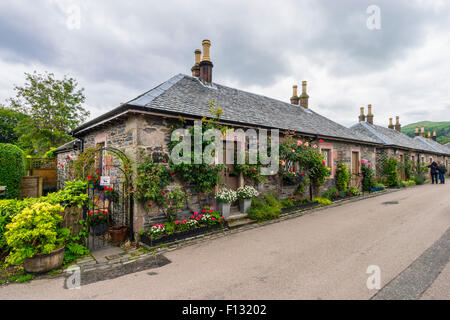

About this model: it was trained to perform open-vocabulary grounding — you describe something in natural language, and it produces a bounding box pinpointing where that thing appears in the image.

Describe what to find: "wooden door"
[222,142,239,190]
[351,152,360,186]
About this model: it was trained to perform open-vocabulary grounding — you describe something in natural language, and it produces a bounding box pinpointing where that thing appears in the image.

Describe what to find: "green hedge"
[0,144,26,199]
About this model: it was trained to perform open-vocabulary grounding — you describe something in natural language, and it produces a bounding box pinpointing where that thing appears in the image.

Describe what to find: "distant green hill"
[402,121,450,144]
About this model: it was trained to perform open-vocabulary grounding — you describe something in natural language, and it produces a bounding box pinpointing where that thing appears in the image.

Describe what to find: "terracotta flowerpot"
[109,225,128,243]
[24,246,65,274]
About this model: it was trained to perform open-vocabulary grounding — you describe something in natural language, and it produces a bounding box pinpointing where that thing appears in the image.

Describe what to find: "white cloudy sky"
[0,0,449,127]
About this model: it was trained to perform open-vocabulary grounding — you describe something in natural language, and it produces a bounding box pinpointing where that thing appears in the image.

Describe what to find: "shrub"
[338,190,347,198]
[0,198,41,253]
[403,180,416,187]
[328,187,339,201]
[413,174,425,185]
[376,183,385,190]
[335,162,351,191]
[348,186,361,196]
[0,143,26,199]
[248,194,282,222]
[313,197,332,206]
[361,159,377,191]
[383,158,399,187]
[5,202,70,266]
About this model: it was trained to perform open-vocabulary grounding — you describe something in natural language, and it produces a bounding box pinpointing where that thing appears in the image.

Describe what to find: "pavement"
[0,183,449,300]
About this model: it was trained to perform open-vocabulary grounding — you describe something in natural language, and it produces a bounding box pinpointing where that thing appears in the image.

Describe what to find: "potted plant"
[282,169,304,185]
[104,186,119,202]
[236,185,259,213]
[215,188,237,218]
[4,202,70,273]
[88,209,108,236]
[108,225,128,243]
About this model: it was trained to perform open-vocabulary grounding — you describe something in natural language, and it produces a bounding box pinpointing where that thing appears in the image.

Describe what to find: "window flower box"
[140,223,228,247]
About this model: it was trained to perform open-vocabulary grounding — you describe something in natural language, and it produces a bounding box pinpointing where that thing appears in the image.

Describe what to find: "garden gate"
[78,146,134,249]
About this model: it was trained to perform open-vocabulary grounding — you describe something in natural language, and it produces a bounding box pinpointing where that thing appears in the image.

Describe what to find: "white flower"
[216,188,238,203]
[236,186,259,199]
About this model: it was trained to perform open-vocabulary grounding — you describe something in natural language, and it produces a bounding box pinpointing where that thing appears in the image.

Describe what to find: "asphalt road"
[1,183,449,300]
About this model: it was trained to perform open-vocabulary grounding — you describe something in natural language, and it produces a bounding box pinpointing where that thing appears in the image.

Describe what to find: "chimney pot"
[394,116,401,132]
[299,81,309,108]
[432,130,437,141]
[388,118,394,129]
[366,104,374,124]
[199,40,213,83]
[290,85,299,105]
[415,126,419,136]
[359,107,366,122]
[421,125,425,137]
[191,49,201,77]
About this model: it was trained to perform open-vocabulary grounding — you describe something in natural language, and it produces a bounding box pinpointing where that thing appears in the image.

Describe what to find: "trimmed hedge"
[0,144,26,199]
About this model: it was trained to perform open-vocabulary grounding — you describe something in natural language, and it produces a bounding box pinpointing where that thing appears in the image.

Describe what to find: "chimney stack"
[359,107,366,122]
[420,125,425,137]
[290,85,299,105]
[395,116,401,132]
[414,126,419,136]
[388,118,394,129]
[366,105,374,124]
[191,49,201,77]
[299,81,309,108]
[199,40,213,84]
[427,131,432,140]
[432,130,437,141]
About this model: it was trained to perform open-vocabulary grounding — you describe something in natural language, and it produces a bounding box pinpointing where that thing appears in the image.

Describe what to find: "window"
[284,160,294,171]
[321,149,331,168]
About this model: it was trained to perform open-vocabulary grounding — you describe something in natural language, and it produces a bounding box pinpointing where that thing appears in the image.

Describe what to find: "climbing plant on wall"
[168,100,226,193]
[279,136,330,188]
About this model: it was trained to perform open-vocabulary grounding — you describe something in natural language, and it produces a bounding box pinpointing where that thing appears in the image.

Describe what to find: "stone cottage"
[350,110,450,178]
[54,40,448,237]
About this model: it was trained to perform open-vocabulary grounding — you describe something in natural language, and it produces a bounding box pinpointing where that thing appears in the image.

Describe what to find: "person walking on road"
[428,161,439,184]
[437,161,447,184]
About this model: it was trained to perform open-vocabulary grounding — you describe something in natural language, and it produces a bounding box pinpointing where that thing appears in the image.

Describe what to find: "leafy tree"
[0,106,28,144]
[8,72,89,155]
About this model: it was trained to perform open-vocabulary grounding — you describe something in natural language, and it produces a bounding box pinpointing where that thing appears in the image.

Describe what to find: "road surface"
[1,183,449,299]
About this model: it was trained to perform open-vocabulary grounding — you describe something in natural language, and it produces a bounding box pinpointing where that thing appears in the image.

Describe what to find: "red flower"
[319,139,324,143]
[87,176,91,180]
[124,165,127,169]
[202,209,207,213]
[88,212,93,215]
[171,172,175,176]
[109,188,113,191]
[98,216,102,219]
[105,186,108,190]
[161,190,166,195]
[148,203,152,207]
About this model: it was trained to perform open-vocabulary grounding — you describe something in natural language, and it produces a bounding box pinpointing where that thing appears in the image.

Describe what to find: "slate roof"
[350,122,440,153]
[53,139,80,154]
[414,136,450,155]
[117,74,377,144]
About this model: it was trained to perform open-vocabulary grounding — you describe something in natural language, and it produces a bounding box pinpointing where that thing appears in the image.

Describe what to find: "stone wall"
[56,150,79,189]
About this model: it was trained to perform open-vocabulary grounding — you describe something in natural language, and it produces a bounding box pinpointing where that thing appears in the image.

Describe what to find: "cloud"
[0,0,449,129]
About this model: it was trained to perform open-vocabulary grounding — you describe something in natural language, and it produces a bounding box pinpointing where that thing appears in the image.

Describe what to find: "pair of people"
[428,161,447,184]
